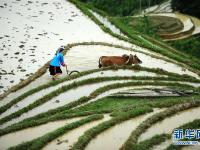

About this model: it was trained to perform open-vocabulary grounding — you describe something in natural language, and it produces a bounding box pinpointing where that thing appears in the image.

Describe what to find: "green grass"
[79,0,167,16]
[165,118,200,150]
[1,73,197,126]
[2,48,197,116]
[68,0,200,75]
[0,86,200,136]
[122,100,200,150]
[8,114,103,150]
[134,118,200,150]
[71,106,153,150]
[169,36,200,60]
[0,1,199,149]
[109,17,200,68]
[129,134,170,150]
[111,16,158,37]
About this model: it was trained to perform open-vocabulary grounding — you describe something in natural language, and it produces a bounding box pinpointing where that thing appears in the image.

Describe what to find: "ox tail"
[98,57,102,68]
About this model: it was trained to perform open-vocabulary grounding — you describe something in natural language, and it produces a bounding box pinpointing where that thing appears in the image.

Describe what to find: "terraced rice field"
[0,0,200,150]
[142,0,200,41]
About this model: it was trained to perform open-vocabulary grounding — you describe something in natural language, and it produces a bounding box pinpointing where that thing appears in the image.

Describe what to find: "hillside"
[80,0,167,16]
[0,0,200,150]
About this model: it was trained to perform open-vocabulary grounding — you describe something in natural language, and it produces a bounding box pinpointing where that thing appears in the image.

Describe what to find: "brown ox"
[98,54,142,68]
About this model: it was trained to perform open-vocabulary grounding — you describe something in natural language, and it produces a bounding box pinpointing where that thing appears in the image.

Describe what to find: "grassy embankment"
[8,99,200,150]
[69,0,200,75]
[1,40,195,108]
[8,114,103,150]
[124,117,200,150]
[0,76,197,126]
[121,101,200,149]
[72,100,200,150]
[2,40,196,115]
[166,118,200,150]
[169,36,200,60]
[0,81,199,136]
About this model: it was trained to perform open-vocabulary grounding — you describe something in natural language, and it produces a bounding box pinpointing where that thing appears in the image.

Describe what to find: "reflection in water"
[85,109,164,150]
[139,107,200,142]
[0,0,133,93]
[153,139,172,150]
[0,80,132,129]
[65,45,198,78]
[0,117,81,150]
[0,69,159,120]
[42,114,111,150]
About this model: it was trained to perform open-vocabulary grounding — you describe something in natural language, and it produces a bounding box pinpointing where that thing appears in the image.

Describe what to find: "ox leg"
[98,63,102,68]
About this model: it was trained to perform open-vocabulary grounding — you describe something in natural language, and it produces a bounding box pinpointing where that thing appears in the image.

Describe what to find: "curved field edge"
[7,114,103,150]
[3,97,200,149]
[0,78,197,126]
[127,117,200,150]
[1,64,199,115]
[127,134,170,150]
[9,107,153,150]
[68,0,200,75]
[128,116,200,150]
[0,82,199,136]
[1,40,198,101]
[121,101,200,150]
[70,101,200,150]
[71,106,153,150]
[165,118,200,150]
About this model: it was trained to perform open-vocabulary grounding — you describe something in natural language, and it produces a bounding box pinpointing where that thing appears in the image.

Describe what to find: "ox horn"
[125,54,133,65]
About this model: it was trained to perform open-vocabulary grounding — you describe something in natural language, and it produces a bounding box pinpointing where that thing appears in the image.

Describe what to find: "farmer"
[49,46,67,80]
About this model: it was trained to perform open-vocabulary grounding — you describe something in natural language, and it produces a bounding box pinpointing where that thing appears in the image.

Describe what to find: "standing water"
[0,0,133,94]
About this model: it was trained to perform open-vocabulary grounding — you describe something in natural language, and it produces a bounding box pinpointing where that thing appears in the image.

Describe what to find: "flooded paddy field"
[0,70,161,120]
[85,109,163,150]
[65,45,198,78]
[0,68,160,108]
[42,114,111,150]
[0,117,81,150]
[0,0,135,94]
[139,107,200,142]
[0,80,132,129]
[0,0,200,149]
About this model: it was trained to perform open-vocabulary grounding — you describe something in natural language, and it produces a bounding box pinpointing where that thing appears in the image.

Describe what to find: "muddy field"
[0,0,200,150]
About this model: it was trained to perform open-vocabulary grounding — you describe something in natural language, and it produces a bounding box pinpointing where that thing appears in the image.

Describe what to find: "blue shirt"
[50,52,64,67]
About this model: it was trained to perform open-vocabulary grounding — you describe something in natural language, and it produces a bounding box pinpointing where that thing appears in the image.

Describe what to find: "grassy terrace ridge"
[111,16,200,73]
[0,66,200,114]
[109,15,199,65]
[8,114,103,150]
[6,82,198,127]
[121,101,200,150]
[2,61,195,115]
[126,134,170,150]
[0,36,189,100]
[0,78,196,126]
[132,118,200,150]
[1,40,195,102]
[0,82,198,136]
[1,94,200,136]
[78,0,167,17]
[0,43,72,100]
[165,118,200,150]
[68,0,200,76]
[71,106,153,150]
[168,36,200,60]
[71,101,200,150]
